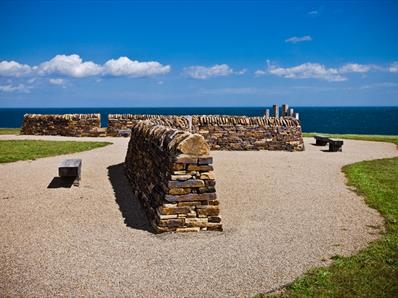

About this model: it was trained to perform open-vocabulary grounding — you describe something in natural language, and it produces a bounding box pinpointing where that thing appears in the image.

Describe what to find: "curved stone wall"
[125,121,222,233]
[20,113,304,151]
[109,114,304,151]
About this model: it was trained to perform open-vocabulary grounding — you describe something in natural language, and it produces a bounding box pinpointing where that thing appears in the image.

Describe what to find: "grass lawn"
[0,140,111,163]
[256,135,398,297]
[303,132,398,148]
[0,128,21,135]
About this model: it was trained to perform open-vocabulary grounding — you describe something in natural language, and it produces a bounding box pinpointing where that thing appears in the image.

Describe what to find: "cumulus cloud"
[285,35,312,44]
[339,63,373,73]
[49,78,67,86]
[0,54,170,80]
[103,56,170,77]
[389,61,398,73]
[0,60,32,77]
[308,10,319,15]
[0,83,31,93]
[259,60,346,82]
[184,64,244,79]
[257,61,386,81]
[37,54,102,78]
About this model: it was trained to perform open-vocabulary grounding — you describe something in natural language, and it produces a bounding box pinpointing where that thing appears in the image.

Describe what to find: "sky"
[0,0,397,107]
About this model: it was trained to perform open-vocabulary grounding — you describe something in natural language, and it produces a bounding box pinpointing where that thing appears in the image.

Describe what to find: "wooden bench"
[59,159,82,186]
[314,136,344,152]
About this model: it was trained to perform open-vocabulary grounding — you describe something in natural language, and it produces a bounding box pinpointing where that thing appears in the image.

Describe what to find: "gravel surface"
[1,135,397,297]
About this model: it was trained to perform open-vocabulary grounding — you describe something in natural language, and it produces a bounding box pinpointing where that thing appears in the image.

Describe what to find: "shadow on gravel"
[107,163,153,233]
[47,177,74,188]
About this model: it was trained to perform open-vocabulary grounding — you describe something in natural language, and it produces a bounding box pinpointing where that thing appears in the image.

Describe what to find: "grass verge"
[0,128,20,135]
[303,132,398,148]
[0,140,111,163]
[256,135,398,297]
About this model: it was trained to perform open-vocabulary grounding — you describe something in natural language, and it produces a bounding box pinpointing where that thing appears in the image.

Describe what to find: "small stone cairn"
[125,121,222,233]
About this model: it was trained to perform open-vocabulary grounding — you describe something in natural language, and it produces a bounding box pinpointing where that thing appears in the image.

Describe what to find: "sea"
[0,107,397,135]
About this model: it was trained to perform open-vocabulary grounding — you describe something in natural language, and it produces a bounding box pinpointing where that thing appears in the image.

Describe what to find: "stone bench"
[314,136,344,152]
[59,159,82,186]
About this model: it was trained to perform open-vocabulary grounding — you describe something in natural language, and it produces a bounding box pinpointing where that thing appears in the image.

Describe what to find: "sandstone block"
[200,172,215,180]
[196,206,220,216]
[168,179,205,188]
[168,187,192,195]
[176,134,210,155]
[165,192,217,203]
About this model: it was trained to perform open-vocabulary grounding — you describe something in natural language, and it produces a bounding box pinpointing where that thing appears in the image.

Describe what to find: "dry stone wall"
[20,112,304,151]
[21,114,105,137]
[193,115,304,151]
[125,121,222,233]
[108,114,304,151]
[107,114,190,136]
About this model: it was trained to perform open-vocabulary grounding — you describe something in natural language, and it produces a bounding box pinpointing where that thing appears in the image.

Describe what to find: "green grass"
[255,135,398,297]
[0,128,20,135]
[303,132,398,148]
[0,140,111,163]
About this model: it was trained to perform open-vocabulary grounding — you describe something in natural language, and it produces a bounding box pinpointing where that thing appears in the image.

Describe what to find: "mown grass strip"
[256,135,398,298]
[0,128,20,135]
[0,140,111,163]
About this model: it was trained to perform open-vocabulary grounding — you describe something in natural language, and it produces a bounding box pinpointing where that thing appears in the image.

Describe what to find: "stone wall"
[192,115,304,151]
[107,114,190,136]
[125,121,222,233]
[20,113,304,151]
[21,114,105,137]
[108,114,304,151]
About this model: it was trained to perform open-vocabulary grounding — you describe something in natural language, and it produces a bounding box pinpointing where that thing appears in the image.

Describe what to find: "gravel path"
[1,135,397,297]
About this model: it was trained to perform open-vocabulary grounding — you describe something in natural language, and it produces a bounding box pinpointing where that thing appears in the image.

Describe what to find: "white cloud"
[0,54,171,87]
[339,63,372,73]
[0,83,31,93]
[308,10,319,15]
[49,78,67,86]
[37,54,102,78]
[262,60,346,82]
[389,61,398,73]
[285,35,312,44]
[184,64,244,79]
[0,60,32,77]
[103,56,170,77]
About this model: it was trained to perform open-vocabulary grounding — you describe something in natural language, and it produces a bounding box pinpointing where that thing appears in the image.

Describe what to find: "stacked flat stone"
[107,114,190,136]
[21,114,105,137]
[125,120,222,233]
[192,115,304,151]
[20,113,304,151]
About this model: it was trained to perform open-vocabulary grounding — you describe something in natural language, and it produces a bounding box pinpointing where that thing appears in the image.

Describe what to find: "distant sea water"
[0,107,397,135]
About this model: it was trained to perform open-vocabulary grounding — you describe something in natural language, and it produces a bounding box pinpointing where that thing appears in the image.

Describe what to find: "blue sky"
[0,0,397,107]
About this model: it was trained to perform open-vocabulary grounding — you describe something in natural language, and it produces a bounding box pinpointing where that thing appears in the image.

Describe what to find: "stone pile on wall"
[125,120,222,233]
[21,114,105,137]
[107,114,190,136]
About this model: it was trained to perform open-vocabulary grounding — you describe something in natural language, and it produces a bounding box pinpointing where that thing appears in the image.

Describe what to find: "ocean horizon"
[1,106,397,135]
